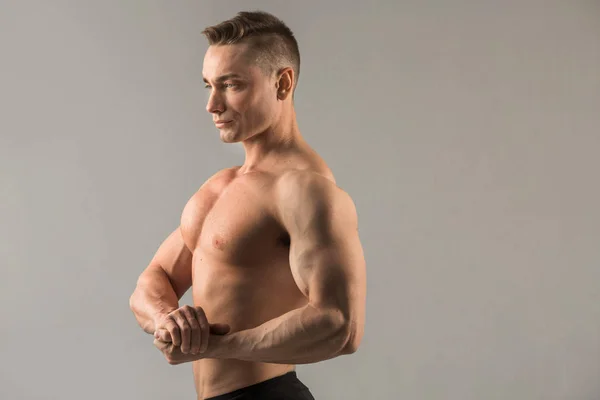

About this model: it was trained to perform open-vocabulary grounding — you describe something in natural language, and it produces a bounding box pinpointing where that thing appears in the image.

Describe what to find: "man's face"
[202,44,279,143]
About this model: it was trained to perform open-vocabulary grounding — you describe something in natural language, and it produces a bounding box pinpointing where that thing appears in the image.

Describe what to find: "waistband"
[205,371,306,400]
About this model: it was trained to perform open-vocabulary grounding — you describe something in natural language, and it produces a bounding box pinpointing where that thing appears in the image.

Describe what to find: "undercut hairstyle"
[201,11,301,93]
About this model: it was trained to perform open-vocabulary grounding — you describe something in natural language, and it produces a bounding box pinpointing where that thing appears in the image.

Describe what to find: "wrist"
[206,333,235,359]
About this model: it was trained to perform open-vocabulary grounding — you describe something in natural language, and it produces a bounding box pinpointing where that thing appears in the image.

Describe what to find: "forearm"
[208,304,351,364]
[129,266,179,334]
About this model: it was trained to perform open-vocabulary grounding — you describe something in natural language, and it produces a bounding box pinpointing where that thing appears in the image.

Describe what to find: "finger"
[172,309,191,353]
[153,338,170,351]
[164,315,181,347]
[209,323,231,335]
[155,328,172,342]
[182,306,200,354]
[194,307,210,353]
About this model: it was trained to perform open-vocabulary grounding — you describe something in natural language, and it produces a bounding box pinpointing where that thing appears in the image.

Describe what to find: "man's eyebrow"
[202,73,243,83]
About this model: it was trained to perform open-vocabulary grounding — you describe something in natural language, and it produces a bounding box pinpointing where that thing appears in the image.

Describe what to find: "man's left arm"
[208,171,366,364]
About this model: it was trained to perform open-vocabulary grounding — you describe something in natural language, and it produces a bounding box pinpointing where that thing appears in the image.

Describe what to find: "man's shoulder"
[197,166,241,192]
[273,168,359,235]
[277,168,337,193]
[275,168,354,211]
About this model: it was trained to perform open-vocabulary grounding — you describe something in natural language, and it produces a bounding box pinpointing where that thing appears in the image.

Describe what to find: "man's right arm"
[129,226,193,334]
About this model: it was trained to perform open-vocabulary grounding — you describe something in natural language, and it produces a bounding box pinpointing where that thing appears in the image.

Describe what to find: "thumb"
[209,323,231,335]
[154,328,172,342]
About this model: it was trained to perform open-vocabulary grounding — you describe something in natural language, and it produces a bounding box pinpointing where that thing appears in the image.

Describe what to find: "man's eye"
[204,83,238,89]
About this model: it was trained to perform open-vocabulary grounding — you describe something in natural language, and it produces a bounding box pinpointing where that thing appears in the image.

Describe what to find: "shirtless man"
[129,10,366,400]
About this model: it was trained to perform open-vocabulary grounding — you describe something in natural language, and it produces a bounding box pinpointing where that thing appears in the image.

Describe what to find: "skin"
[129,42,366,400]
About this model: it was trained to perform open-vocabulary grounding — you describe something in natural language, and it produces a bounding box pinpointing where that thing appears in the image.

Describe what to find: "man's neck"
[240,116,305,173]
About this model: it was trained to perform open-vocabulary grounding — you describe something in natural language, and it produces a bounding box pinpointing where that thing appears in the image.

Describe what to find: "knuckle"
[173,313,185,323]
[199,323,209,334]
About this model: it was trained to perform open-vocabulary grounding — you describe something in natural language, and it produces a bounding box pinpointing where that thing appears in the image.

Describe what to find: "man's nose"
[206,91,224,114]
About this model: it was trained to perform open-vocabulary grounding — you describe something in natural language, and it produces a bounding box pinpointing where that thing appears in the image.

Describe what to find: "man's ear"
[276,67,294,100]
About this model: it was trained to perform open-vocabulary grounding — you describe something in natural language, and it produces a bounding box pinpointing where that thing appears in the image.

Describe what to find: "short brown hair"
[201,11,301,92]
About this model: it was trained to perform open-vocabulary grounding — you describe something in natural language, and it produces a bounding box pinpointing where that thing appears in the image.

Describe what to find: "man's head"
[201,11,300,143]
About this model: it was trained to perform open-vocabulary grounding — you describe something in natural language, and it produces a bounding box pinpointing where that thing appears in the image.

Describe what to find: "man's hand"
[153,337,209,365]
[154,339,204,365]
[153,305,230,355]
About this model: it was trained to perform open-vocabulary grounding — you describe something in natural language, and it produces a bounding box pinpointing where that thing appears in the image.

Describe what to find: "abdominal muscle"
[190,251,305,399]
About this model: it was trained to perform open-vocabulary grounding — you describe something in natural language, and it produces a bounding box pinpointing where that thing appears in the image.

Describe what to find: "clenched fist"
[153,305,230,355]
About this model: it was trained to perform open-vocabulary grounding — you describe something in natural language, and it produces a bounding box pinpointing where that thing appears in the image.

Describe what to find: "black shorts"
[205,371,315,400]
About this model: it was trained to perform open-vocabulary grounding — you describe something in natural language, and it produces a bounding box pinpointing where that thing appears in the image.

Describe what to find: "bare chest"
[180,172,290,266]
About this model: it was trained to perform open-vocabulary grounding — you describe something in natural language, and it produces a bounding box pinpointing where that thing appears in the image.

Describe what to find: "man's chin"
[219,132,241,144]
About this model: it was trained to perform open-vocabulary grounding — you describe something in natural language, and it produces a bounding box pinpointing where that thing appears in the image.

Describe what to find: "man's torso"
[179,155,333,398]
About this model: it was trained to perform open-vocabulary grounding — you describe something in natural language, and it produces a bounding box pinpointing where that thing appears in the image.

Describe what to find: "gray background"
[1,1,599,399]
